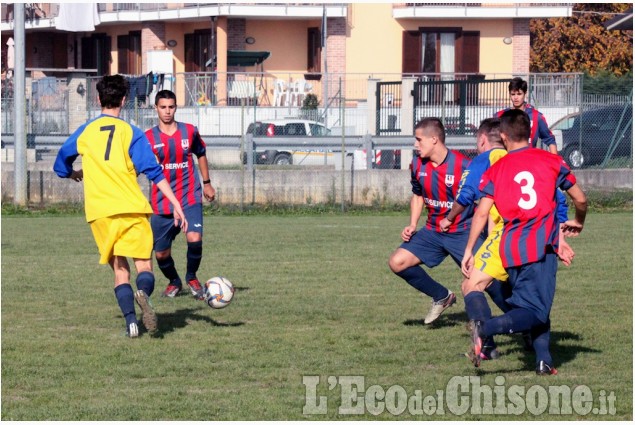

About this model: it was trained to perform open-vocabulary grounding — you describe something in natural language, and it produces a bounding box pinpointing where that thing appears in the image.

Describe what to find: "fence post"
[367,78,380,136]
[401,77,416,169]
[363,133,373,170]
[13,4,27,206]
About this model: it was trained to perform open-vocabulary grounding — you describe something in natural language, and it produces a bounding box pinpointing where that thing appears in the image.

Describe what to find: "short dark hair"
[477,118,503,147]
[499,109,530,143]
[414,117,445,144]
[96,75,128,109]
[155,89,177,105]
[508,77,528,93]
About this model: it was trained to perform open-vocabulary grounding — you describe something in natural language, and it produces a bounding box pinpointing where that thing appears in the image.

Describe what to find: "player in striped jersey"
[496,77,557,154]
[462,109,587,375]
[388,117,483,324]
[54,75,187,338]
[146,90,216,300]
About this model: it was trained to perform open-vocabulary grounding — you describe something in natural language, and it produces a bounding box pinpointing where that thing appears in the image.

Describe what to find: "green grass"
[1,212,632,420]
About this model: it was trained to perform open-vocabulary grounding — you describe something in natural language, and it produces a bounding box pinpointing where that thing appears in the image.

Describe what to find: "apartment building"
[1,3,571,105]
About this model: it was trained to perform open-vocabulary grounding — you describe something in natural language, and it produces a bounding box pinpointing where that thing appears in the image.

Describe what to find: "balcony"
[1,3,347,27]
[393,3,572,19]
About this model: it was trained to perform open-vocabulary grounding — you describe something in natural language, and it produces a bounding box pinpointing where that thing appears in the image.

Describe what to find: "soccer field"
[1,212,632,420]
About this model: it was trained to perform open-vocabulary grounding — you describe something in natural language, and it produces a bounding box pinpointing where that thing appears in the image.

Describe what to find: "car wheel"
[563,146,585,169]
[273,153,292,165]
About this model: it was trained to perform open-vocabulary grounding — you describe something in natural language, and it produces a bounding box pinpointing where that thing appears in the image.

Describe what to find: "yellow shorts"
[474,214,508,282]
[89,213,152,264]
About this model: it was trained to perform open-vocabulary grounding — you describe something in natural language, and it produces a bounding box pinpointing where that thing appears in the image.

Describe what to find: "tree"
[530,3,633,76]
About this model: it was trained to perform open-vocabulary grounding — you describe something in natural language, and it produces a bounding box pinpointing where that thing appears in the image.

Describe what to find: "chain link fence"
[1,72,632,207]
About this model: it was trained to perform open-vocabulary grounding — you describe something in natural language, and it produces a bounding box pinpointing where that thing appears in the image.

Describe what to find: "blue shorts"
[151,203,203,252]
[505,251,557,323]
[400,227,485,268]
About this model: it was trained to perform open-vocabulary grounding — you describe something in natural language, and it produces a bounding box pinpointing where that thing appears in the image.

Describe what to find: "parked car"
[243,119,331,165]
[551,104,633,169]
[244,119,402,168]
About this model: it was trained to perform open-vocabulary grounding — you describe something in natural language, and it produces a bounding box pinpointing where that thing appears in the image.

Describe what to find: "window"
[284,123,307,136]
[307,27,321,73]
[117,31,141,75]
[310,123,330,136]
[185,29,212,72]
[402,28,479,75]
[82,33,111,76]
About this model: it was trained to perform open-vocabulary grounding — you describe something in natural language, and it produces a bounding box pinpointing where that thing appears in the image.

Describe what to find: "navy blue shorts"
[400,227,484,268]
[151,203,203,252]
[505,251,557,323]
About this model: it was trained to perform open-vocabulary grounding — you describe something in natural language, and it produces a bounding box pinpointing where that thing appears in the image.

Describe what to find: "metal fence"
[1,72,632,206]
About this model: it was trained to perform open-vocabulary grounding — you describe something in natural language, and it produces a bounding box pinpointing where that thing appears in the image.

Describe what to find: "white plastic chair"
[288,79,309,106]
[273,79,287,107]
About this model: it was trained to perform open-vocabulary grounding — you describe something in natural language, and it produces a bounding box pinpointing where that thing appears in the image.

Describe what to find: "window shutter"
[402,31,422,74]
[461,31,479,73]
[117,35,129,74]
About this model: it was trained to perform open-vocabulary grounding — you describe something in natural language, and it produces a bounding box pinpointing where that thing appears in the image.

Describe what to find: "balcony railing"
[0,3,347,23]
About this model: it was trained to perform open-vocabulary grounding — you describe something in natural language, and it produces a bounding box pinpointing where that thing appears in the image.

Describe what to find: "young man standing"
[388,117,481,324]
[462,109,587,374]
[145,90,216,300]
[496,77,558,154]
[54,75,188,338]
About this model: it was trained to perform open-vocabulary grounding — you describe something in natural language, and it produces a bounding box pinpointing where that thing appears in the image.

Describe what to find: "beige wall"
[347,4,515,76]
[246,19,320,74]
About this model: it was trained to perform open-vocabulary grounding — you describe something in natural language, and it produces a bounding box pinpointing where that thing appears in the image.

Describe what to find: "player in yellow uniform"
[440,119,509,359]
[54,75,187,338]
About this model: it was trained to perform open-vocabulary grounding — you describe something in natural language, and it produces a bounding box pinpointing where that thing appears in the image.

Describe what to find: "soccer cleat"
[480,346,500,361]
[161,283,182,298]
[467,320,483,367]
[536,361,558,376]
[187,278,206,300]
[127,322,139,338]
[424,290,456,324]
[134,290,158,335]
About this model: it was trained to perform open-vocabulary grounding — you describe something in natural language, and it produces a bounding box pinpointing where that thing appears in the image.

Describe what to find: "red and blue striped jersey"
[145,122,207,215]
[479,147,576,268]
[496,104,555,149]
[410,150,473,233]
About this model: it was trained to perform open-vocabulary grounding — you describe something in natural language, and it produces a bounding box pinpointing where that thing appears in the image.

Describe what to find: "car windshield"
[551,115,577,131]
[310,123,330,136]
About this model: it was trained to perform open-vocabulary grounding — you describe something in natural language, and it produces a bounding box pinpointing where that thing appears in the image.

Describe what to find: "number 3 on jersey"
[514,171,537,210]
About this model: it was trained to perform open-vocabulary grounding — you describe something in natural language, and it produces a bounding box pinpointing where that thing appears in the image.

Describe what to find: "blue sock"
[531,320,553,367]
[395,266,449,302]
[485,279,512,313]
[482,308,542,338]
[136,271,155,297]
[185,241,203,282]
[464,291,496,348]
[464,292,491,322]
[114,283,136,326]
[157,255,181,285]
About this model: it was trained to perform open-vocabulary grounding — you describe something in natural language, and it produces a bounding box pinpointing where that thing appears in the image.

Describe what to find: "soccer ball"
[204,276,235,309]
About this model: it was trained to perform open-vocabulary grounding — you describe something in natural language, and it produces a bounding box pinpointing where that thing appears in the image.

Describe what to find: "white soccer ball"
[205,276,235,309]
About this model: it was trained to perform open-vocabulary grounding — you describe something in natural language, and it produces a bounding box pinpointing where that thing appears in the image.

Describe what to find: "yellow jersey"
[54,114,165,222]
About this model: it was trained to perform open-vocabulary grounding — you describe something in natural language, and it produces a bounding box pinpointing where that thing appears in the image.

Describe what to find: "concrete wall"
[2,161,631,206]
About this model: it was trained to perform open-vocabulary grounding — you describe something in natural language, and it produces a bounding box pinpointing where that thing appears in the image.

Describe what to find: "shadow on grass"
[404,313,600,374]
[149,308,245,338]
[403,311,469,328]
[465,331,600,375]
